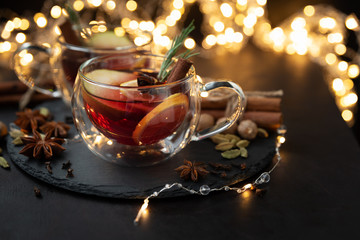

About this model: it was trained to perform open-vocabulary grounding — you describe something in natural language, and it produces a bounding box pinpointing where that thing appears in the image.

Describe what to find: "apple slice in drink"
[87,31,133,49]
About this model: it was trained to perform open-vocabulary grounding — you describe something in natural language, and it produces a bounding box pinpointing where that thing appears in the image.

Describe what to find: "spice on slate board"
[19,130,65,160]
[14,108,47,132]
[34,186,41,197]
[66,168,74,178]
[175,160,209,182]
[40,121,70,138]
[62,160,71,169]
[0,156,10,169]
[45,161,52,174]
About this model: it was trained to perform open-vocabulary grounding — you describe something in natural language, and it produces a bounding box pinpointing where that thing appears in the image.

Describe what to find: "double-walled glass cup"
[13,23,152,105]
[72,54,246,167]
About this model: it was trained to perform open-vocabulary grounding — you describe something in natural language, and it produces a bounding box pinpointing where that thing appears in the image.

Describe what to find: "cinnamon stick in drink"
[166,58,193,83]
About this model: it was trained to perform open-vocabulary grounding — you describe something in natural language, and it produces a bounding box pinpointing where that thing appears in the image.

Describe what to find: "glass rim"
[56,25,152,53]
[78,54,196,90]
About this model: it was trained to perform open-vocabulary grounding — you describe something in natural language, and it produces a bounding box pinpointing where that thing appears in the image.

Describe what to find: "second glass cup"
[72,54,246,167]
[12,23,152,105]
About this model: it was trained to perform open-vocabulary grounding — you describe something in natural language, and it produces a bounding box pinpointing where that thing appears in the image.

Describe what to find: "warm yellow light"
[129,20,139,30]
[1,30,11,39]
[325,53,337,65]
[269,27,285,45]
[254,7,264,17]
[34,13,47,28]
[184,38,195,49]
[15,32,26,43]
[13,17,22,28]
[344,79,354,90]
[278,136,286,144]
[89,0,102,7]
[106,0,116,10]
[98,25,107,32]
[20,19,30,30]
[73,1,85,11]
[1,41,11,52]
[243,183,253,190]
[234,32,243,43]
[338,61,348,71]
[334,44,346,55]
[121,18,131,28]
[160,36,171,47]
[214,21,225,32]
[237,0,247,6]
[50,5,62,19]
[291,17,306,30]
[20,53,33,66]
[348,64,360,78]
[5,21,14,32]
[342,110,353,122]
[173,0,184,9]
[205,34,217,46]
[341,93,358,106]
[319,17,336,29]
[54,26,62,35]
[244,13,257,28]
[303,5,315,17]
[243,27,254,36]
[170,10,182,21]
[220,3,233,18]
[235,14,245,26]
[126,0,137,11]
[114,27,125,37]
[165,16,176,26]
[216,34,226,45]
[134,37,147,46]
[345,15,359,30]
[256,0,267,6]
[327,33,343,43]
[332,78,344,91]
[286,44,296,55]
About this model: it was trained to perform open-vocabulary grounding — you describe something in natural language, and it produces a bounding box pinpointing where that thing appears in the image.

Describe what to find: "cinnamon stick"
[201,109,282,130]
[59,19,82,46]
[0,93,54,105]
[0,81,28,95]
[166,58,193,83]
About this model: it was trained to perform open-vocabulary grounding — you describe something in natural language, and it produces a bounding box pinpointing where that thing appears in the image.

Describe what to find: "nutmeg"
[216,117,238,134]
[197,113,215,131]
[237,119,258,140]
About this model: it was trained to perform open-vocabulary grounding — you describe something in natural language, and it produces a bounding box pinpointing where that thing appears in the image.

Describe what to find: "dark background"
[1,0,359,143]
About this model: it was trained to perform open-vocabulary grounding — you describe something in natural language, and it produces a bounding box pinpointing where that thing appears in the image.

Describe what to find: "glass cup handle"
[191,81,247,141]
[12,43,61,97]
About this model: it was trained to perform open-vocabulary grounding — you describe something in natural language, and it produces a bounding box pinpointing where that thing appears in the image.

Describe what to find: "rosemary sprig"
[157,20,197,82]
[64,2,82,31]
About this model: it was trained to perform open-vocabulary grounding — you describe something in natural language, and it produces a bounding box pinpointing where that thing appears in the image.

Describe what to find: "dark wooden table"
[1,42,360,239]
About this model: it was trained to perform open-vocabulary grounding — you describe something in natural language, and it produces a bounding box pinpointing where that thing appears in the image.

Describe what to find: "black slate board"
[6,100,276,199]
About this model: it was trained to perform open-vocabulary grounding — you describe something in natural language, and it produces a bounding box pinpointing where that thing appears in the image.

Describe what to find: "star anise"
[175,160,209,182]
[14,108,47,132]
[39,121,70,138]
[19,130,65,160]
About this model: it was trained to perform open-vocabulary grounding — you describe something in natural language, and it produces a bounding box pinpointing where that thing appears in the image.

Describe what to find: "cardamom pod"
[221,149,241,159]
[239,147,248,158]
[236,140,250,148]
[257,128,269,138]
[0,156,10,169]
[210,134,229,144]
[12,136,23,146]
[39,107,51,119]
[215,141,235,151]
[224,134,241,142]
[9,129,25,139]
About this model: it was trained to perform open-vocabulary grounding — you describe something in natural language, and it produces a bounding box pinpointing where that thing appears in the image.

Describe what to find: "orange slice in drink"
[132,93,189,145]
